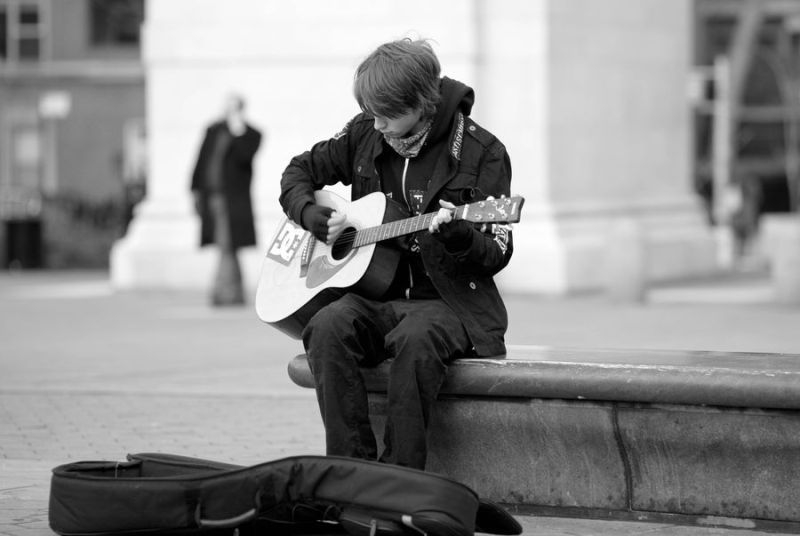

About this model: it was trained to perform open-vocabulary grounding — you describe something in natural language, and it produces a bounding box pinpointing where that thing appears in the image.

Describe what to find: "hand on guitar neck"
[428,199,457,232]
[429,200,473,251]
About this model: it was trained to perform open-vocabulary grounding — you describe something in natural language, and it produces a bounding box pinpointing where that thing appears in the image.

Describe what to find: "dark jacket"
[279,78,513,356]
[191,121,262,249]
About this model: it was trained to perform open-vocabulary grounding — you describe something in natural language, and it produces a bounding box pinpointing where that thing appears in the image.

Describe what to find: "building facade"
[113,0,720,295]
[0,0,145,268]
[692,0,800,257]
[7,0,797,294]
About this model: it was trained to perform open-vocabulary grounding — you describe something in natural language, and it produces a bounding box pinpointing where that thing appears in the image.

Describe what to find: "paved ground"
[1,269,799,536]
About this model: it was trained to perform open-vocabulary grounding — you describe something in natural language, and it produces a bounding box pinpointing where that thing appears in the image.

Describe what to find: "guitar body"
[256,190,401,339]
[257,189,525,340]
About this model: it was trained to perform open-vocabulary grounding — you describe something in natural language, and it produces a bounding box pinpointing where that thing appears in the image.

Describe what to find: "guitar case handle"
[194,491,261,529]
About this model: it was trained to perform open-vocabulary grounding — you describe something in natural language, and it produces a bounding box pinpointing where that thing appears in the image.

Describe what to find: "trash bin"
[4,218,43,269]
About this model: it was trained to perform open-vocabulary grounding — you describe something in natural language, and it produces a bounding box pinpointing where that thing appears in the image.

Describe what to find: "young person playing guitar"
[279,38,514,470]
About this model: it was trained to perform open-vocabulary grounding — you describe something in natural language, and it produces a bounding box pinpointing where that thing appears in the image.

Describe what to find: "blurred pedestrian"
[191,93,262,306]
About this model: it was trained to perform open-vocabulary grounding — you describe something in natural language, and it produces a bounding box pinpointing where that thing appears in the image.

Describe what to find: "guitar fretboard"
[353,207,465,247]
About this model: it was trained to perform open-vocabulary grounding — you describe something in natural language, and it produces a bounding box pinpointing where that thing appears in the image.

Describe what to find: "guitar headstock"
[458,195,525,224]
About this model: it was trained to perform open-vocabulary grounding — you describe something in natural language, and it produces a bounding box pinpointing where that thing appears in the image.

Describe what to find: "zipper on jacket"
[401,157,414,300]
[405,267,414,299]
[401,158,410,208]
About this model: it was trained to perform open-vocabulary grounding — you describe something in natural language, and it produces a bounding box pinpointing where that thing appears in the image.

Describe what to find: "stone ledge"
[288,345,800,409]
[288,346,800,524]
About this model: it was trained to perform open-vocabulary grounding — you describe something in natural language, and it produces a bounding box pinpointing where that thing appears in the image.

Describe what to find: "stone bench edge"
[288,345,800,410]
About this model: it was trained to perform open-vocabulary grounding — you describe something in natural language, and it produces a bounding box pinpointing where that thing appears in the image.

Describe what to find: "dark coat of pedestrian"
[191,94,262,305]
[191,120,261,250]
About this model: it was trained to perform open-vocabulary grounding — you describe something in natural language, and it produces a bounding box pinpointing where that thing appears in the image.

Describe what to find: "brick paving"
[1,270,799,536]
[0,392,324,464]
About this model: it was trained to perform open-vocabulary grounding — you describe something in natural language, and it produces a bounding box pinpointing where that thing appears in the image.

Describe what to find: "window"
[0,8,7,59]
[89,0,143,46]
[18,3,39,59]
[10,122,42,192]
[0,0,45,63]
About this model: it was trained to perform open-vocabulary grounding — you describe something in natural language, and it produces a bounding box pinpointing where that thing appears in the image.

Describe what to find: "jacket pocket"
[440,170,479,205]
[352,159,378,198]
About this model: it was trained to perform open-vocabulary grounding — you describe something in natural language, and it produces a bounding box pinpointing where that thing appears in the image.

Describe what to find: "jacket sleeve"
[447,141,514,277]
[190,126,214,193]
[279,116,363,225]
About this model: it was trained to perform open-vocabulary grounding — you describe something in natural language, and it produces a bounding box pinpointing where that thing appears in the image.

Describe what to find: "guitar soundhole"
[331,227,356,260]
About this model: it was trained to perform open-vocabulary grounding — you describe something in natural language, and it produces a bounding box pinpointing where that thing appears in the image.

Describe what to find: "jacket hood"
[428,77,474,144]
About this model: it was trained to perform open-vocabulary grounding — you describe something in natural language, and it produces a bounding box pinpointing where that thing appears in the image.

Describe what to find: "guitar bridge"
[299,234,315,278]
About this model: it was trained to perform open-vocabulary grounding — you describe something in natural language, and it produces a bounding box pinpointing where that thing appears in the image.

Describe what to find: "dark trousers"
[302,293,471,469]
[209,194,244,306]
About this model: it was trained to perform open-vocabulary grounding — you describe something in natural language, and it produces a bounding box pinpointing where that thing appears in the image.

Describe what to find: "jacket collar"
[420,112,466,212]
[366,111,466,213]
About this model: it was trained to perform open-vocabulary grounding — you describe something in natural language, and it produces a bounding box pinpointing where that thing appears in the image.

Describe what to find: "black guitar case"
[49,453,522,536]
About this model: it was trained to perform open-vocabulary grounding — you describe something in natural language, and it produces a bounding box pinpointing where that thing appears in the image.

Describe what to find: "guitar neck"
[353,208,465,247]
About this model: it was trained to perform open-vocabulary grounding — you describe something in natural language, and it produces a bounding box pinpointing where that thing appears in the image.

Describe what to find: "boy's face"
[371,108,424,139]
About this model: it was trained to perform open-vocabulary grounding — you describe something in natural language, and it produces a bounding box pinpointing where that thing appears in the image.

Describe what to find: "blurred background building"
[692,0,800,260]
[0,0,145,269]
[1,0,798,296]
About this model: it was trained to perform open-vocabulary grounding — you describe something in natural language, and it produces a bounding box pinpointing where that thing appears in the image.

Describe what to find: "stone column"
[485,0,717,293]
[762,214,800,303]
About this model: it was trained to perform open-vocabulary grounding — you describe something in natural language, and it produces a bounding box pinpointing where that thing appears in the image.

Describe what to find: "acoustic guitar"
[256,189,524,339]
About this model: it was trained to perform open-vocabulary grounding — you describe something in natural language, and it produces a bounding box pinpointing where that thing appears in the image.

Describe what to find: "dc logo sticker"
[267,220,307,266]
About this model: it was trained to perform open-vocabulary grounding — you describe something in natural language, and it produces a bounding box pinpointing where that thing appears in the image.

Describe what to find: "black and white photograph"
[2,1,800,535]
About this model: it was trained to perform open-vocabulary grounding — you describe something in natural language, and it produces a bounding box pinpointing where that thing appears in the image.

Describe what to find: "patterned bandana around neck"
[384,119,433,158]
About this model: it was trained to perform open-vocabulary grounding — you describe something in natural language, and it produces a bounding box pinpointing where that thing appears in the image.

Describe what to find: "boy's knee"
[388,320,442,352]
[304,300,356,341]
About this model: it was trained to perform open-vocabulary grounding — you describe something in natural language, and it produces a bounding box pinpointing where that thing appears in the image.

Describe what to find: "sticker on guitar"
[266,220,308,266]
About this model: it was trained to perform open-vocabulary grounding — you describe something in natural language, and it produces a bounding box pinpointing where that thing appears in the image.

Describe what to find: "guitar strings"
[327,215,435,245]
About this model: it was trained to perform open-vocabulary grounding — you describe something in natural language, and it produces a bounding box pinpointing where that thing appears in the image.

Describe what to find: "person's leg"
[215,248,244,305]
[208,193,243,306]
[380,300,471,469]
[302,294,392,460]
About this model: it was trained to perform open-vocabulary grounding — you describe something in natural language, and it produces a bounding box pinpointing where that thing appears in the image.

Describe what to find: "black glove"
[301,204,334,242]
[433,220,473,252]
